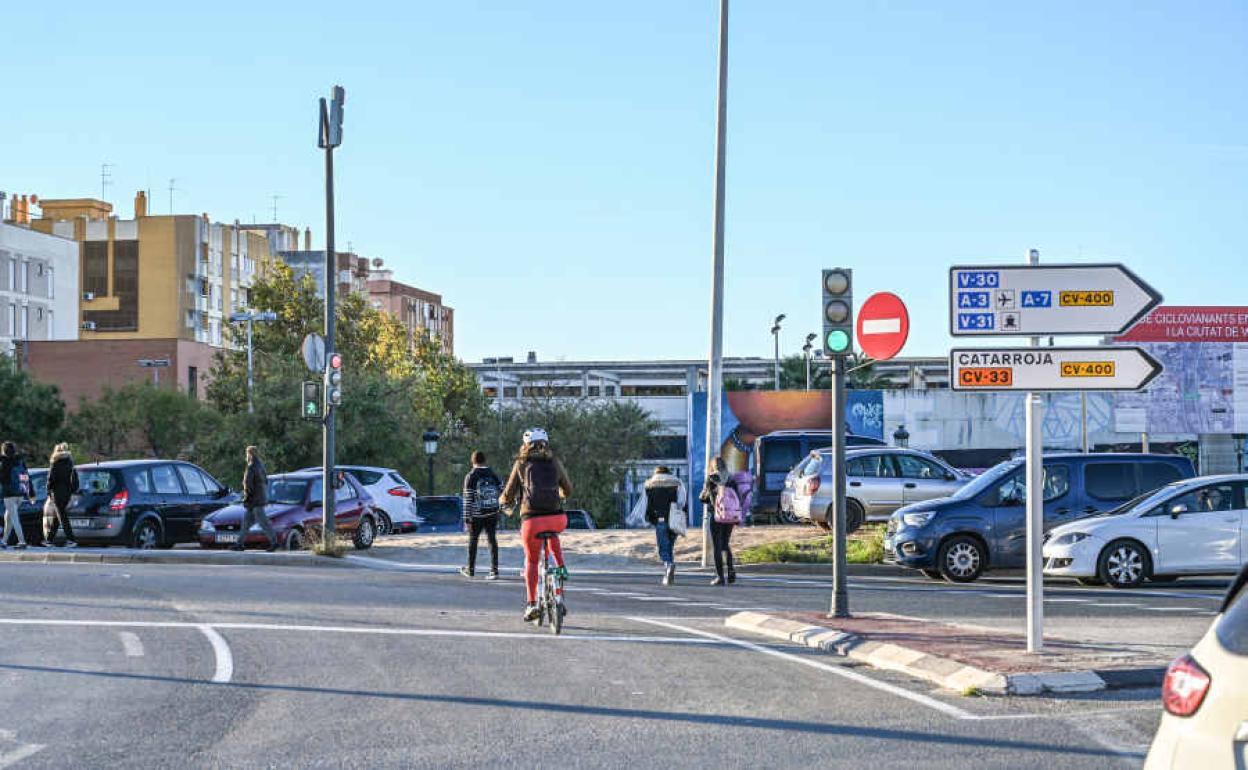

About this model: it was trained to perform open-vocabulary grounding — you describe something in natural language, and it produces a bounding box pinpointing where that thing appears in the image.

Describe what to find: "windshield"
[948,460,1021,500]
[268,479,311,506]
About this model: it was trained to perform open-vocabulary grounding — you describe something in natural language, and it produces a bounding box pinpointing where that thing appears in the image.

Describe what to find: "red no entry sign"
[856,292,910,360]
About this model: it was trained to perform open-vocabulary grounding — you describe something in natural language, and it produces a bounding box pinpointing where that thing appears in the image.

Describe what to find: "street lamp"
[770,314,786,390]
[893,424,910,448]
[228,310,278,413]
[422,428,441,494]
[802,333,817,390]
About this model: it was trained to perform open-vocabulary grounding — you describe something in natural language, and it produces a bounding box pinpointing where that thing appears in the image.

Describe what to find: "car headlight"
[901,511,935,528]
[199,519,216,532]
[249,523,263,533]
[1051,532,1091,547]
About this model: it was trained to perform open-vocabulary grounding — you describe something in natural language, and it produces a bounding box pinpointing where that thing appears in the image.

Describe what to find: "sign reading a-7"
[949,264,1161,337]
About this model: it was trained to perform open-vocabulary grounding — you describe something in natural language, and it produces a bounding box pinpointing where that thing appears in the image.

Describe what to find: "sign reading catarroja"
[950,347,1163,392]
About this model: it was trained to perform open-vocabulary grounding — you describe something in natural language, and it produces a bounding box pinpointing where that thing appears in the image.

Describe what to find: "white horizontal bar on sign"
[861,318,902,335]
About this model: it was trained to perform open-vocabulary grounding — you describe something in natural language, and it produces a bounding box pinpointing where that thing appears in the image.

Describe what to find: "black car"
[67,460,238,549]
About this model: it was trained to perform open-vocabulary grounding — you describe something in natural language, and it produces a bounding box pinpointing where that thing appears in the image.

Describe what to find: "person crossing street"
[460,451,502,579]
[236,445,278,552]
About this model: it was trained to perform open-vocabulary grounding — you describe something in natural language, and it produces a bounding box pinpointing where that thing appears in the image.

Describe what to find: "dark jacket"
[462,466,502,520]
[500,445,572,520]
[242,458,268,507]
[48,452,79,508]
[699,471,724,507]
[0,455,31,499]
[644,472,686,525]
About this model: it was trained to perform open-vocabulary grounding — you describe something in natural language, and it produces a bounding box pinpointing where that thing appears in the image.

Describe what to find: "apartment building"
[367,267,454,354]
[0,192,80,356]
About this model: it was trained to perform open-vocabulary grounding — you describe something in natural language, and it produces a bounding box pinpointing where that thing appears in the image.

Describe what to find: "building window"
[188,367,198,399]
[621,385,685,397]
[7,259,16,293]
[587,386,600,397]
[83,242,108,297]
[47,268,54,299]
[19,306,28,338]
[7,304,14,335]
[605,385,617,396]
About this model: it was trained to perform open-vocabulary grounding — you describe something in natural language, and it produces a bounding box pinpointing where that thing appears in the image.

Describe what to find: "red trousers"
[521,513,567,602]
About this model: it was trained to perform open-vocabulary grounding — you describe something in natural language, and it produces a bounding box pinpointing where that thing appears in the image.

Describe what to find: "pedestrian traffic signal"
[302,381,322,420]
[325,352,343,406]
[822,268,854,356]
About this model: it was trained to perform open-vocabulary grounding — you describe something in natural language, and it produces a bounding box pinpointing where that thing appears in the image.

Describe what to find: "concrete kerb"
[0,548,354,569]
[724,612,1146,697]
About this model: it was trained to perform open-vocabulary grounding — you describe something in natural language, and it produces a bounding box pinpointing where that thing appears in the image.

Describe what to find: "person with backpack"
[0,441,33,550]
[460,450,502,579]
[644,466,687,586]
[500,428,572,622]
[700,456,750,586]
[45,442,79,548]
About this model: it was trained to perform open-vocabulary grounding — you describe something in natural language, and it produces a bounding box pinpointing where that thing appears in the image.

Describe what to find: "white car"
[299,466,418,535]
[1043,473,1248,588]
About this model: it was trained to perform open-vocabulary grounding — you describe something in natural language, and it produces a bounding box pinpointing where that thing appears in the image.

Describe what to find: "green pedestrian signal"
[302,381,323,420]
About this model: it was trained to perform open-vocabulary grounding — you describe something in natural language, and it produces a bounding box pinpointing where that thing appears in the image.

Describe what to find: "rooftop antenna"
[270,194,283,222]
[100,163,113,201]
[168,178,179,214]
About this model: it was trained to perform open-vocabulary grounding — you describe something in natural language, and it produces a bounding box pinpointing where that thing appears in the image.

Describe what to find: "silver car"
[792,448,969,531]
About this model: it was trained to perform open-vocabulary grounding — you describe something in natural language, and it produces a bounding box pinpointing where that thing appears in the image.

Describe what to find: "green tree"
[0,355,66,460]
[69,382,217,463]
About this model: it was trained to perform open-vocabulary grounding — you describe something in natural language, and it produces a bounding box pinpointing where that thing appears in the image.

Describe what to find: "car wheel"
[846,500,866,534]
[937,535,985,583]
[131,519,162,550]
[352,516,375,550]
[920,569,942,580]
[1098,539,1150,589]
[779,510,798,525]
[284,528,305,552]
[376,512,392,536]
[1075,577,1104,587]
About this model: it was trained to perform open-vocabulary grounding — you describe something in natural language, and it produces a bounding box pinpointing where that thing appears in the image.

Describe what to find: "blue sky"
[5,1,1246,364]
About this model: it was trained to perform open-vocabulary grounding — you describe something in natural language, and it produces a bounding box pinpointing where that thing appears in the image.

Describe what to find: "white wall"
[0,223,79,350]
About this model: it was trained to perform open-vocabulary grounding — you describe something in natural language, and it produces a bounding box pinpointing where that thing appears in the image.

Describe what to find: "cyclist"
[500,428,572,622]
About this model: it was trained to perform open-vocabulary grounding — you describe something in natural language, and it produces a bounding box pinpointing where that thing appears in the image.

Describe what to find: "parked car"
[414,496,464,534]
[10,469,48,546]
[199,471,377,551]
[1144,563,1248,769]
[67,460,237,549]
[299,465,418,535]
[1043,474,1248,588]
[792,448,970,532]
[752,430,888,523]
[564,509,597,530]
[884,453,1196,583]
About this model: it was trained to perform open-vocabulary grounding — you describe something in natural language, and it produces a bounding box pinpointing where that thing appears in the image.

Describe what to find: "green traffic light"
[826,329,850,353]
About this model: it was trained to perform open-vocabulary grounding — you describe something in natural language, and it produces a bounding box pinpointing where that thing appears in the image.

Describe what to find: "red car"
[198,471,377,551]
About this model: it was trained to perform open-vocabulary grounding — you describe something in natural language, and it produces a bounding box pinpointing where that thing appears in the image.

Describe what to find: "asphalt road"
[0,555,1219,768]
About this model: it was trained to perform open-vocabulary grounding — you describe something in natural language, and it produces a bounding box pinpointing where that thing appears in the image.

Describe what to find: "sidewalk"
[726,610,1170,696]
[0,546,351,569]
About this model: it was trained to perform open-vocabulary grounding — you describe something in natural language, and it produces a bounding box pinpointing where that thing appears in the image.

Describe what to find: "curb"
[724,611,1163,696]
[0,548,353,569]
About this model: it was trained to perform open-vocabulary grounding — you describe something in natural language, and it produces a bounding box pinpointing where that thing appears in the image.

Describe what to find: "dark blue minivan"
[884,453,1195,582]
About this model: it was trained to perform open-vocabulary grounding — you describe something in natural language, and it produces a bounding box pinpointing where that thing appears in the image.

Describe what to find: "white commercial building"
[0,218,80,356]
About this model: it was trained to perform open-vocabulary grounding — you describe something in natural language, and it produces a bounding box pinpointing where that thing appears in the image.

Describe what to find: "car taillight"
[805,477,821,496]
[1162,654,1210,717]
[109,491,129,512]
[387,487,412,497]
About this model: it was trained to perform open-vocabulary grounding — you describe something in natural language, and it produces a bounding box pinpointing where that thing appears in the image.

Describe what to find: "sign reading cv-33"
[949,263,1161,337]
[949,346,1163,391]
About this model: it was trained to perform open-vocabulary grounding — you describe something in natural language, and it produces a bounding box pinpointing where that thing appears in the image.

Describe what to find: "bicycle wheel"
[551,577,564,635]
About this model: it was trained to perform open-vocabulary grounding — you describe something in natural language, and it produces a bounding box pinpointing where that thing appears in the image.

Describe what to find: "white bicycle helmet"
[523,427,549,444]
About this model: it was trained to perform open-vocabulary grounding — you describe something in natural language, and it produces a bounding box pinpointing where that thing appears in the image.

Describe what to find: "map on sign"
[949,264,1161,337]
[949,347,1163,392]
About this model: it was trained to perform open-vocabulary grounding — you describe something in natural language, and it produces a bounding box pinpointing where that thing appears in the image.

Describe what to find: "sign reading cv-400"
[949,347,1163,392]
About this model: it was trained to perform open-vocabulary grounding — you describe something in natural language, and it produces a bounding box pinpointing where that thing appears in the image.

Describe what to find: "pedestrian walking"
[644,466,686,586]
[45,442,79,548]
[700,456,750,586]
[236,446,278,552]
[460,450,502,579]
[0,442,32,550]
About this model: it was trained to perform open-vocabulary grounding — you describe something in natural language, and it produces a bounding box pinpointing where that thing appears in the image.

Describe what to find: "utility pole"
[702,0,729,568]
[168,179,178,214]
[270,194,283,223]
[319,85,345,550]
[100,163,113,201]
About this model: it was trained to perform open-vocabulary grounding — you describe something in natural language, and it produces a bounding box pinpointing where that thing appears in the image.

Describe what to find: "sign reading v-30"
[949,263,1161,336]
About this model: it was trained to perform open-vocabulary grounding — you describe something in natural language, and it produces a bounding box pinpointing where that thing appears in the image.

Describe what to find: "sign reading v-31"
[949,263,1161,336]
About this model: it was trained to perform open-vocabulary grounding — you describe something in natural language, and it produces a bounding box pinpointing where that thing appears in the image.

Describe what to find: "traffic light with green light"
[822,268,853,356]
[302,381,323,420]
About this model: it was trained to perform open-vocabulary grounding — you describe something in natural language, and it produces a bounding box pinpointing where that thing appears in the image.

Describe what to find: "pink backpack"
[713,472,752,524]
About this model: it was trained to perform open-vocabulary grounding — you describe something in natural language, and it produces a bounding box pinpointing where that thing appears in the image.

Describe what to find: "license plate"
[71,518,91,528]
[883,537,894,551]
[215,533,240,544]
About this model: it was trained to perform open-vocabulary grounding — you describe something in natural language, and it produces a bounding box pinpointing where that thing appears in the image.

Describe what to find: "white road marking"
[630,617,975,720]
[118,631,144,657]
[197,625,233,684]
[0,742,44,768]
[1045,598,1089,604]
[1087,602,1141,608]
[1142,606,1200,612]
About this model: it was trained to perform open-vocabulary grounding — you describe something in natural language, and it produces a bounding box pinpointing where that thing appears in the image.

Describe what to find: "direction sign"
[949,346,1163,392]
[949,264,1161,337]
[856,292,909,360]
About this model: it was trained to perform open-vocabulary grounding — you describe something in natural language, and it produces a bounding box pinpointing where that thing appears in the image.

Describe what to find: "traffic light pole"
[829,355,849,618]
[321,129,338,548]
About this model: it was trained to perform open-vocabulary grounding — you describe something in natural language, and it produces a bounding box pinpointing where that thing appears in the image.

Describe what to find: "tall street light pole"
[318,85,345,549]
[771,314,786,390]
[702,0,729,569]
[229,310,277,413]
[802,333,816,390]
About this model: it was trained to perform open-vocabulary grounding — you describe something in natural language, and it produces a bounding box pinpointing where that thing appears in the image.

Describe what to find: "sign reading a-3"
[949,264,1161,336]
[949,347,1162,392]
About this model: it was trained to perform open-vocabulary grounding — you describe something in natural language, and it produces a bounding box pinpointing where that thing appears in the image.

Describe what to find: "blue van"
[752,430,887,523]
[884,453,1195,582]
[414,496,464,534]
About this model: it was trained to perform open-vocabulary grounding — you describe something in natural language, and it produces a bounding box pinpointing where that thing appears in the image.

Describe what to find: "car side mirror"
[307,499,322,510]
[1169,503,1188,519]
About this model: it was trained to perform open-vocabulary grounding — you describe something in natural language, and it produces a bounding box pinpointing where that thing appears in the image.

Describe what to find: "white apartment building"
[0,216,80,356]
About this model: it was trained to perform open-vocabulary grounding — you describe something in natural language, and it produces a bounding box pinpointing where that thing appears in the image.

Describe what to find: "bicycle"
[533,531,566,635]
